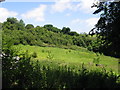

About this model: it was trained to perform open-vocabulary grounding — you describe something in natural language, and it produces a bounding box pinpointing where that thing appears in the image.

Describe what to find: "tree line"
[2,17,97,51]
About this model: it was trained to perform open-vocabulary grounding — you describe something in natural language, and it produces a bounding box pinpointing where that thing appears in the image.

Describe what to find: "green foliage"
[17,19,25,30]
[61,27,70,34]
[47,50,54,60]
[44,24,60,33]
[4,17,119,58]
[3,17,96,49]
[19,19,25,27]
[69,31,79,36]
[93,53,101,65]
[7,17,18,24]
[12,44,119,73]
[90,1,120,57]
[31,52,37,58]
[25,24,34,29]
[3,17,25,31]
[2,47,120,89]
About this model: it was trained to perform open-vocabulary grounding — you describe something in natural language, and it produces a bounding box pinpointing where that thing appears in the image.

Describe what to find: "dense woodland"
[2,17,99,52]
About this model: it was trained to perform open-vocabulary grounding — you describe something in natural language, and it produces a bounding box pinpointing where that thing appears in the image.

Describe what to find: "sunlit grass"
[12,44,119,74]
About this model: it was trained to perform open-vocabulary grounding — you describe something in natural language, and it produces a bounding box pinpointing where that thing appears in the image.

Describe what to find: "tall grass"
[2,48,120,89]
[12,44,119,73]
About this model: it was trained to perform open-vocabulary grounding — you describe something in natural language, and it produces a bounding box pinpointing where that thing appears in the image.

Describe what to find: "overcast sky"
[0,0,100,33]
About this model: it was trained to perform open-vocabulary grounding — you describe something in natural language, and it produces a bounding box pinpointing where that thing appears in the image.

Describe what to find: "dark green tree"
[17,19,25,30]
[90,1,120,57]
[69,31,79,36]
[7,17,18,24]
[25,24,34,29]
[44,24,53,31]
[19,19,25,26]
[44,24,53,28]
[61,27,70,34]
[3,17,18,30]
[44,24,60,33]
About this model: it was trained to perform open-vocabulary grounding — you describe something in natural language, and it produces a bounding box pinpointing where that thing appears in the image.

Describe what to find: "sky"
[0,0,101,33]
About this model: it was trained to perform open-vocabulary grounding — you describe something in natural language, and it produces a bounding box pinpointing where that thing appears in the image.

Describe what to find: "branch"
[0,0,5,2]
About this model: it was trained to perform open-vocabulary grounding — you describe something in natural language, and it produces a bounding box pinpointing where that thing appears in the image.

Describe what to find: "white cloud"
[21,5,47,22]
[71,19,82,24]
[51,0,97,13]
[85,17,99,27]
[75,0,98,13]
[51,0,73,13]
[71,18,99,27]
[65,13,71,16]
[0,8,18,22]
[70,17,99,33]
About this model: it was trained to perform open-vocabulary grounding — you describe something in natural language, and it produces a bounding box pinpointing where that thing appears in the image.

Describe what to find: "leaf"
[93,7,104,14]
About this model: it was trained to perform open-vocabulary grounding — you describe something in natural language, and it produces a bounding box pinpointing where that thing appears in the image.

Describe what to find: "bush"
[93,53,101,66]
[31,52,37,58]
[2,47,120,89]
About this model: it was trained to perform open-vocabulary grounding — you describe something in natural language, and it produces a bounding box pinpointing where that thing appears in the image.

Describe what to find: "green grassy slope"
[12,44,119,74]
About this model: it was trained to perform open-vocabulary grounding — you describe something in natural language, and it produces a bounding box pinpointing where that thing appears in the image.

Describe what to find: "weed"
[31,52,37,58]
[47,50,54,60]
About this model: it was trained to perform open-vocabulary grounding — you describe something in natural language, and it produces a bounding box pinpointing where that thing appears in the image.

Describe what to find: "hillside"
[2,17,119,73]
[2,17,97,52]
[12,44,119,74]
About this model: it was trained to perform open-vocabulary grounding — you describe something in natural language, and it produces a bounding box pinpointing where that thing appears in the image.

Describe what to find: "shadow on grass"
[2,49,120,89]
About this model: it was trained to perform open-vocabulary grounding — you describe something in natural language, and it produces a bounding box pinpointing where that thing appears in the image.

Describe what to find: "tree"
[3,18,25,31]
[44,24,60,33]
[7,17,18,24]
[61,27,70,34]
[90,1,120,57]
[44,24,53,28]
[44,24,53,31]
[0,0,5,2]
[17,19,25,30]
[3,18,18,30]
[68,31,79,36]
[25,24,34,29]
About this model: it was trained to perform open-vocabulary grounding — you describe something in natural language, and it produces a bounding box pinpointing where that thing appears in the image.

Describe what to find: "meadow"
[12,44,119,74]
[2,44,120,89]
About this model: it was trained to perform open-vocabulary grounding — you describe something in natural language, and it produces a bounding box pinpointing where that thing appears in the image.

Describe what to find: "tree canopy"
[2,17,96,51]
[90,1,120,58]
[25,24,34,29]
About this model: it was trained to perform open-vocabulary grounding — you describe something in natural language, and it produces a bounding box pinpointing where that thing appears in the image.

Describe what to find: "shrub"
[2,47,120,89]
[93,53,101,66]
[31,52,37,58]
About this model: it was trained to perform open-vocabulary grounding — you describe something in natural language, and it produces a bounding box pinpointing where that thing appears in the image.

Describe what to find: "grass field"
[12,44,119,74]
